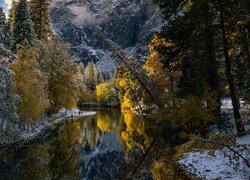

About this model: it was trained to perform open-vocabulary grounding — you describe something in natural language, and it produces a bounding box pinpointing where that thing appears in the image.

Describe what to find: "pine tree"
[96,69,104,84]
[0,8,6,45]
[84,60,98,91]
[3,22,12,49]
[7,0,18,31]
[0,63,19,131]
[11,0,35,52]
[216,0,245,135]
[11,42,50,127]
[30,0,52,40]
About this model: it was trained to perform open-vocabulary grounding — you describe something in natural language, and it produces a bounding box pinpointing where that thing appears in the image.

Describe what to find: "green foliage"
[30,0,51,40]
[11,0,35,52]
[7,0,18,31]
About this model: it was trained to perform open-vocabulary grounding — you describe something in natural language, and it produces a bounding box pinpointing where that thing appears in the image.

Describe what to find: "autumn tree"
[11,43,50,128]
[144,34,182,105]
[96,81,117,105]
[115,65,148,113]
[36,39,80,114]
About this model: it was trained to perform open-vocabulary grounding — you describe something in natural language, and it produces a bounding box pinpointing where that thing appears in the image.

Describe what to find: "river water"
[0,109,140,180]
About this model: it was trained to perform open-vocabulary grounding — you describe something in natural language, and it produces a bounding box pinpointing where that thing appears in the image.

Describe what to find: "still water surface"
[0,109,137,180]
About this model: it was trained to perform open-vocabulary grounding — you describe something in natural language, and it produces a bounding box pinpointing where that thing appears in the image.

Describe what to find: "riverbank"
[179,99,250,179]
[0,109,96,149]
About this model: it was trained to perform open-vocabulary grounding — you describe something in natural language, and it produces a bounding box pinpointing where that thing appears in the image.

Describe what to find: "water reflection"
[0,109,134,180]
[120,112,153,153]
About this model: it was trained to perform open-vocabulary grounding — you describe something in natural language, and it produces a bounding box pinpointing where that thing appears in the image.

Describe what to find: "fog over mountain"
[50,0,163,73]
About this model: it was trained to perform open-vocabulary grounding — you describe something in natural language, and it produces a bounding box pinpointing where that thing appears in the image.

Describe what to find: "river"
[0,108,151,180]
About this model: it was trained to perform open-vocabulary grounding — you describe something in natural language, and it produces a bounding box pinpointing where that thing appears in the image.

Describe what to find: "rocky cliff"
[50,0,162,73]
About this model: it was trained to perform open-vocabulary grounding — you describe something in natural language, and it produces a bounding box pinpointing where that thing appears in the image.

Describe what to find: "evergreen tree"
[11,42,50,127]
[84,60,98,91]
[96,69,104,84]
[154,0,247,134]
[0,64,19,131]
[0,8,6,42]
[7,0,18,31]
[30,0,52,40]
[11,0,35,52]
[3,22,12,49]
[216,0,245,134]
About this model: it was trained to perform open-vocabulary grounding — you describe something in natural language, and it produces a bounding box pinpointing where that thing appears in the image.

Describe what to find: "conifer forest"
[0,0,249,179]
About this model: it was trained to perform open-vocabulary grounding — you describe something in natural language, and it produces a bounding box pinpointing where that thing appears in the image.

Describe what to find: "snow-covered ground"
[0,109,96,148]
[179,99,250,179]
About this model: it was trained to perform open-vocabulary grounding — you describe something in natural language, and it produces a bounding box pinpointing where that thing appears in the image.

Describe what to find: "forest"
[0,0,249,179]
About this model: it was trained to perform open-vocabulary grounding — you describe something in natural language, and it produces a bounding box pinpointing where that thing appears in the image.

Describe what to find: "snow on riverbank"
[179,99,250,179]
[180,146,250,179]
[0,109,96,148]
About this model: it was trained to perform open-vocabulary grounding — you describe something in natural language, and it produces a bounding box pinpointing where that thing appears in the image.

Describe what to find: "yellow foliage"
[151,161,175,180]
[144,34,181,96]
[115,66,145,112]
[120,112,153,152]
[36,40,80,113]
[121,94,133,112]
[144,35,168,90]
[96,82,116,104]
[97,112,116,132]
[11,45,50,122]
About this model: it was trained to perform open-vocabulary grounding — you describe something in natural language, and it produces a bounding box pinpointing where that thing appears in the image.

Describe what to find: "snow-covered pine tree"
[0,63,19,131]
[0,8,6,45]
[30,0,52,40]
[11,0,35,52]
[3,22,12,49]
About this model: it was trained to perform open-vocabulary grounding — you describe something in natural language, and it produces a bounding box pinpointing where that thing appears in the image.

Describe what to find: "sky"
[0,0,11,13]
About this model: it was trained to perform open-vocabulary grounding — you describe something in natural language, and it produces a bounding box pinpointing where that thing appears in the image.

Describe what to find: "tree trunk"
[219,3,245,135]
[203,3,221,118]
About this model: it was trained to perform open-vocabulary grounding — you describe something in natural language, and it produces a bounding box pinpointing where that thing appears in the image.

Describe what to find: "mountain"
[50,0,162,73]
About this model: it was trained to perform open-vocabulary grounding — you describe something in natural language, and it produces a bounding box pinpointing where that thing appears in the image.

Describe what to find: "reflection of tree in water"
[97,110,121,133]
[120,112,153,153]
[19,144,50,180]
[119,111,191,179]
[48,121,83,179]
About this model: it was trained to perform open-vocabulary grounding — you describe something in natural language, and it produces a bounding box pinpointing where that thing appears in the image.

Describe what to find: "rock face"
[50,0,162,73]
